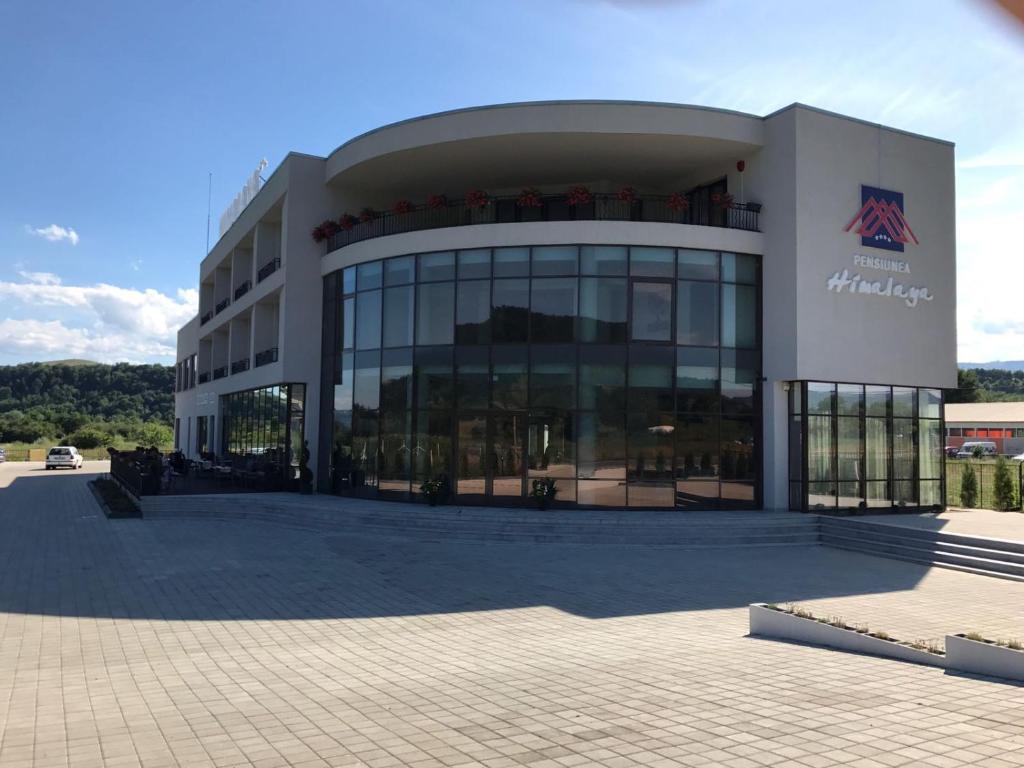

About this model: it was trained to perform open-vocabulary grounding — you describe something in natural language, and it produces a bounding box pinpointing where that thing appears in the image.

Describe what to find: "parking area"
[2,461,1024,767]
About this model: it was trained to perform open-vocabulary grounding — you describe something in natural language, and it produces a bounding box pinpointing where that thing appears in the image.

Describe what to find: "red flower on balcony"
[359,208,377,223]
[311,225,326,243]
[517,188,543,208]
[465,189,489,209]
[322,219,340,237]
[566,185,592,206]
[711,192,735,210]
[667,192,690,212]
[338,213,357,230]
[392,199,414,215]
[426,194,448,209]
[617,185,637,203]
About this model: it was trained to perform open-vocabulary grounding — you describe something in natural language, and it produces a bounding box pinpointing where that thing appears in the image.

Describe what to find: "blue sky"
[0,0,1021,364]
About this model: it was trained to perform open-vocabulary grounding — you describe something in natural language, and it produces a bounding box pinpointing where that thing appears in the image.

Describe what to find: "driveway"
[2,461,1024,767]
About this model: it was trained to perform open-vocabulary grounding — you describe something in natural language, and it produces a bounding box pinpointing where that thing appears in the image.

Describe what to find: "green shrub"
[960,463,978,508]
[67,424,114,449]
[993,455,1017,511]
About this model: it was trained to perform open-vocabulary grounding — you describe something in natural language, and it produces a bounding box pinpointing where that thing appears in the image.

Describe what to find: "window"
[323,246,762,508]
[416,282,454,345]
[631,282,672,341]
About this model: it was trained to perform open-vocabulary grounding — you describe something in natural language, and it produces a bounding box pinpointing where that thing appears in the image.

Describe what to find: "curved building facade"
[174,101,957,512]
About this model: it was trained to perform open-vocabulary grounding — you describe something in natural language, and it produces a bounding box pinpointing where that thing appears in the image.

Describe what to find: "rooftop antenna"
[205,172,212,255]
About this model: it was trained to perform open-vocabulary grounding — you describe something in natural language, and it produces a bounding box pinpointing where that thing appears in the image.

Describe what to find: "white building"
[173,100,957,512]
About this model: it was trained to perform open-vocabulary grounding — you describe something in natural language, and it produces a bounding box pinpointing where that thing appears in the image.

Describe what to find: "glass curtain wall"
[322,246,761,508]
[789,381,944,511]
[222,383,305,484]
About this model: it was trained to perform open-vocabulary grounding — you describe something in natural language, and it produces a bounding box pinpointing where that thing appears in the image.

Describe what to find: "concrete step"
[820,517,1024,582]
[139,495,818,546]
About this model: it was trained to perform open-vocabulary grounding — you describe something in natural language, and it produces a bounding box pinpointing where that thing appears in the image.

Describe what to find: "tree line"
[0,361,174,448]
[946,368,1024,403]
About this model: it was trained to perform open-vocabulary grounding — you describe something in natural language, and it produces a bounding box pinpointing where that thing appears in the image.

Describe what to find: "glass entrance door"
[489,413,525,501]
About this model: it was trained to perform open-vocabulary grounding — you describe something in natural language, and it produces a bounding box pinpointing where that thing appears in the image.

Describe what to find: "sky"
[0,0,1022,366]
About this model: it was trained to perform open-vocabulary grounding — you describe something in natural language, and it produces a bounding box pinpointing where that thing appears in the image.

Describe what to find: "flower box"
[945,634,1024,681]
[749,604,945,668]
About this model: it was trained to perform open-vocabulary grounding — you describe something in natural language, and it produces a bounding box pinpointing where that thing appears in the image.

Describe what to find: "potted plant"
[338,213,358,230]
[566,185,592,206]
[421,476,448,506]
[465,189,489,209]
[359,207,377,223]
[426,194,448,209]
[299,440,313,494]
[311,225,327,243]
[667,192,689,221]
[531,477,558,510]
[392,199,414,215]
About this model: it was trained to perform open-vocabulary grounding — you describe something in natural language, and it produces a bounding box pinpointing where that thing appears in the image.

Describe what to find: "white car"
[45,446,83,470]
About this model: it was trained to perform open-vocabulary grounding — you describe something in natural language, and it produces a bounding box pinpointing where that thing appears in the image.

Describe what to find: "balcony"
[215,297,230,315]
[230,357,250,375]
[233,280,252,301]
[257,257,281,283]
[213,366,228,380]
[200,310,213,325]
[254,347,279,368]
[324,193,761,252]
[198,372,211,384]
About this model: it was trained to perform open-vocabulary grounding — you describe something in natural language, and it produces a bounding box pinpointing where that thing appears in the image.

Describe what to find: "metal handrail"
[254,347,279,367]
[257,257,281,283]
[230,358,250,375]
[200,310,213,325]
[233,280,252,301]
[215,297,230,314]
[198,372,211,384]
[325,193,761,252]
[213,366,228,380]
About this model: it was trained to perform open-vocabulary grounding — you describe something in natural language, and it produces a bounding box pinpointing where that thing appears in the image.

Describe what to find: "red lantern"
[736,160,746,173]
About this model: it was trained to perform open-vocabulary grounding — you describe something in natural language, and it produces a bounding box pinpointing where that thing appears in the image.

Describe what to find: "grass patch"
[91,478,140,518]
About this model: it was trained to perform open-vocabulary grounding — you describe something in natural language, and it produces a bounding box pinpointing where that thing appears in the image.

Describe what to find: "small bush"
[993,455,1017,511]
[960,463,978,508]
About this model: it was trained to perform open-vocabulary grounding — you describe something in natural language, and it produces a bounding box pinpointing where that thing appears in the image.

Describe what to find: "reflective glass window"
[384,255,415,286]
[577,411,625,479]
[580,245,627,276]
[419,251,455,282]
[491,347,527,410]
[382,286,413,348]
[721,283,757,348]
[357,260,382,291]
[342,267,355,295]
[355,290,381,349]
[630,246,675,278]
[415,347,453,409]
[530,278,577,342]
[676,347,718,412]
[531,347,576,408]
[455,280,491,344]
[678,249,718,281]
[457,249,490,280]
[416,282,454,345]
[631,282,673,341]
[491,279,529,343]
[532,246,577,276]
[579,278,627,343]
[677,280,718,346]
[721,253,758,284]
[493,247,529,277]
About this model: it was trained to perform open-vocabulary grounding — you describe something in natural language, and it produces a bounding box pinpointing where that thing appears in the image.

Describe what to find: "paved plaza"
[2,462,1024,767]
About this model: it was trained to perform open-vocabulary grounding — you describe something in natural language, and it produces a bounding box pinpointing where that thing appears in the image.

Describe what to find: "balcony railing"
[325,193,761,252]
[233,280,252,301]
[257,257,281,283]
[213,365,228,380]
[230,357,250,375]
[200,310,213,325]
[254,347,279,367]
[198,372,211,384]
[215,297,230,315]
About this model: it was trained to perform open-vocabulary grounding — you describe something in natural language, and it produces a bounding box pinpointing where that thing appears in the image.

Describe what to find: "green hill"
[0,361,174,448]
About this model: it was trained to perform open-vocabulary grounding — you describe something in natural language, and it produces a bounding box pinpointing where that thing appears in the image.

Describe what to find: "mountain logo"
[844,185,918,253]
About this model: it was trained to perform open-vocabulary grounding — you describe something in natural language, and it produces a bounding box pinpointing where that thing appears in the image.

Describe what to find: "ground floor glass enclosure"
[222,383,306,483]
[319,245,761,508]
[788,381,944,512]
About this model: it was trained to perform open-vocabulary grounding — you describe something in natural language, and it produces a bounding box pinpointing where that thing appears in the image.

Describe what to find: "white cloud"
[0,277,197,363]
[17,271,61,285]
[26,224,80,245]
[0,319,176,362]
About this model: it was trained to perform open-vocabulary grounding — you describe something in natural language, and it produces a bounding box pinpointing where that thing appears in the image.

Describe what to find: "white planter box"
[945,635,1024,681]
[749,604,945,668]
